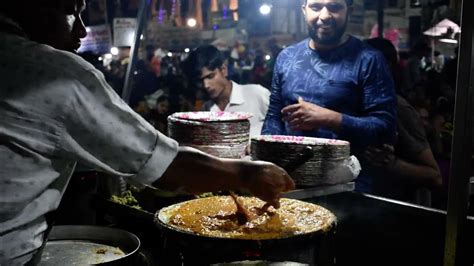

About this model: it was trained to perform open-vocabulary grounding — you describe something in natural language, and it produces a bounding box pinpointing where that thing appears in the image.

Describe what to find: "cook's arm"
[60,68,178,185]
[155,146,295,208]
[60,67,293,207]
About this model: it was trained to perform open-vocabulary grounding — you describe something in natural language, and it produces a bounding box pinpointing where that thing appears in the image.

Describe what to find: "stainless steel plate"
[38,225,140,265]
[39,240,125,265]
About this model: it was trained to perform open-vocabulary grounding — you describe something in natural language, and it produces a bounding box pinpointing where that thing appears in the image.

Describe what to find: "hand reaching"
[281,97,341,131]
[363,144,396,169]
[240,161,295,209]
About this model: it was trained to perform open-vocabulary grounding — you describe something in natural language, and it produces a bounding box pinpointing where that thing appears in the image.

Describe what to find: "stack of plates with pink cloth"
[251,135,351,187]
[168,112,252,158]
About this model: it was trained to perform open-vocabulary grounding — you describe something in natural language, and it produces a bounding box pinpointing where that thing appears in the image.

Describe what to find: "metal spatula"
[229,191,253,225]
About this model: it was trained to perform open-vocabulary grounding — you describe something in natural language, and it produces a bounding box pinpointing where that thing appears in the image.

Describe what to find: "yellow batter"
[158,196,336,240]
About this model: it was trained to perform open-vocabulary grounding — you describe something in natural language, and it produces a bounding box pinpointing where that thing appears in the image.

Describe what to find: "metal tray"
[39,225,140,265]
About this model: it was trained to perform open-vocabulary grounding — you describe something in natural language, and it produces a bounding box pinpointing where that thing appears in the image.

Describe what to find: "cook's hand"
[240,161,295,209]
[281,97,341,131]
[363,144,396,168]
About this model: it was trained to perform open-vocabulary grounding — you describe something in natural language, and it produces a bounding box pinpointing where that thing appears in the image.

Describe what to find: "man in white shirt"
[0,1,294,265]
[182,45,270,137]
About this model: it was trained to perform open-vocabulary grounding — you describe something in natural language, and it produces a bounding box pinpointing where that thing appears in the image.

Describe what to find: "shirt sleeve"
[396,98,429,157]
[58,68,179,186]
[339,52,397,148]
[259,86,271,121]
[261,54,286,135]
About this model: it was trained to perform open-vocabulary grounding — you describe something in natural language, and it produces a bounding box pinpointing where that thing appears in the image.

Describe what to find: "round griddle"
[153,197,337,265]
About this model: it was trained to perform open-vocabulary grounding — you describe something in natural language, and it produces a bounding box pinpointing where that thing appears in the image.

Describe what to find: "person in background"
[401,38,431,95]
[442,45,458,91]
[262,0,397,193]
[0,1,294,264]
[363,38,442,204]
[240,52,255,84]
[251,53,268,87]
[102,59,126,95]
[177,90,196,112]
[129,58,159,110]
[222,49,241,83]
[146,95,170,134]
[182,45,271,137]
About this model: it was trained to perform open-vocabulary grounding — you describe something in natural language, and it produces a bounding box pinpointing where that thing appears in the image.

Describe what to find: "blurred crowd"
[398,39,458,186]
[80,36,468,208]
[80,38,282,132]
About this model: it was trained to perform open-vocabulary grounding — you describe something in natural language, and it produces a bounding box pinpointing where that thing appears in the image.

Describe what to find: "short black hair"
[0,0,67,20]
[0,0,81,40]
[303,0,353,6]
[181,45,225,81]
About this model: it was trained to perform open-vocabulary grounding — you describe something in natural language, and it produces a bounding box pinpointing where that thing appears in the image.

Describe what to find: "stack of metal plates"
[251,135,350,187]
[168,112,252,159]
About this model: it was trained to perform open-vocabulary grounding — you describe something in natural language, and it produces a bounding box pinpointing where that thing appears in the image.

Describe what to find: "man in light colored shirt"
[182,45,270,137]
[0,1,294,265]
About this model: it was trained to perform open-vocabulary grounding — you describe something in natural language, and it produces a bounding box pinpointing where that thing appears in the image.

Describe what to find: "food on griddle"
[92,246,126,264]
[158,196,336,240]
[110,190,142,210]
[95,248,107,254]
[196,192,216,198]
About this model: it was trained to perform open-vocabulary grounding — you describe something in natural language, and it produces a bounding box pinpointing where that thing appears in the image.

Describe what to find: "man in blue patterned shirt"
[262,0,397,192]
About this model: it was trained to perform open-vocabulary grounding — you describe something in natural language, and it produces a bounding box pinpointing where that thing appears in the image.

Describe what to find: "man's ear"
[220,63,228,77]
[301,4,306,17]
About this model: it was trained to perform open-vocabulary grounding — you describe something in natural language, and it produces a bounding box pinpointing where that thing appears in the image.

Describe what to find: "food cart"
[71,0,474,265]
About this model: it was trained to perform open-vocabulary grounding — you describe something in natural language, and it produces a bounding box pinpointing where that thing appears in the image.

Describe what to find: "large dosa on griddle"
[156,196,336,240]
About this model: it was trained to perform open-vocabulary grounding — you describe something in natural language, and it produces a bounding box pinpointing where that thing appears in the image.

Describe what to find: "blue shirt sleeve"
[339,52,397,147]
[261,54,286,135]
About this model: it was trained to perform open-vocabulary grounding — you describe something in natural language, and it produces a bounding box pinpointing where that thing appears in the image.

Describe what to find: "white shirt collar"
[209,81,245,112]
[228,81,245,106]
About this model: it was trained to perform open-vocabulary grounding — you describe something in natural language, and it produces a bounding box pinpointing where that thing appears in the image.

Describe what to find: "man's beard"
[307,19,348,46]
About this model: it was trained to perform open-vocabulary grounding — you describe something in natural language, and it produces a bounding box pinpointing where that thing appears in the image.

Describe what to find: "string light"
[187,18,197,27]
[259,4,271,15]
[110,47,119,56]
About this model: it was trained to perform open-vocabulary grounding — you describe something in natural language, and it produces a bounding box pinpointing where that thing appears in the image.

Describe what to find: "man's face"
[157,100,169,114]
[34,0,87,53]
[199,66,228,100]
[303,0,351,46]
[418,108,430,128]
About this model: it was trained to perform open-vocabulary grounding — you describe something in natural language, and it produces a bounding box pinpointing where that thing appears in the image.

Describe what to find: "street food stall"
[50,0,473,265]
[94,185,473,265]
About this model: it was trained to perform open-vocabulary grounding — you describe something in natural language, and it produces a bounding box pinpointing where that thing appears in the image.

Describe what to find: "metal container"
[168,111,252,158]
[251,135,352,187]
[39,225,141,265]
